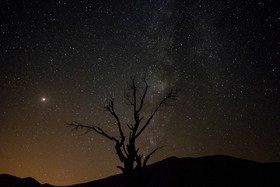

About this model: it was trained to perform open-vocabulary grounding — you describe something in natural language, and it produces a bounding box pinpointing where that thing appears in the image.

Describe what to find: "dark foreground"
[1,155,279,187]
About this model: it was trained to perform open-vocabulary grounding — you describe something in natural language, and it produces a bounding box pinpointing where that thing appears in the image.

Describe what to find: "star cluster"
[0,0,279,186]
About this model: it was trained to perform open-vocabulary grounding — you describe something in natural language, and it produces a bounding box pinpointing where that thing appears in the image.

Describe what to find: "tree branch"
[105,99,125,144]
[135,89,177,138]
[122,144,129,157]
[143,146,161,167]
[132,79,137,112]
[136,78,148,113]
[127,124,133,130]
[117,165,124,172]
[125,91,134,106]
[66,122,119,143]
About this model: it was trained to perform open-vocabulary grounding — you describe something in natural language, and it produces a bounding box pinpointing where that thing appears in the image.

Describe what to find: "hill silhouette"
[1,155,279,187]
[0,174,41,187]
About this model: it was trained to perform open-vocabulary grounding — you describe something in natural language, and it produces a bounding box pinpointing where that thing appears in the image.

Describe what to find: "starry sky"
[0,0,279,186]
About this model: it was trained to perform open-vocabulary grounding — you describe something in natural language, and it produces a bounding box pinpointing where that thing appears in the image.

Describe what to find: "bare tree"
[67,79,177,187]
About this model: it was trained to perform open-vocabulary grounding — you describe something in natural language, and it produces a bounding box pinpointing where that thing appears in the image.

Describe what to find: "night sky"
[0,0,279,186]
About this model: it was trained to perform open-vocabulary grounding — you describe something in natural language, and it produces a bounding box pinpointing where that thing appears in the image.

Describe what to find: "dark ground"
[1,155,279,187]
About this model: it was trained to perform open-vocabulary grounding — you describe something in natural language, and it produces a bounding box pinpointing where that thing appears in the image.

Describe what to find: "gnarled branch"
[135,89,177,138]
[66,122,119,143]
[143,146,162,167]
[105,99,125,144]
[136,78,148,113]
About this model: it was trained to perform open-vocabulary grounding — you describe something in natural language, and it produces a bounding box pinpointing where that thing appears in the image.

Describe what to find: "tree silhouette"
[67,79,177,187]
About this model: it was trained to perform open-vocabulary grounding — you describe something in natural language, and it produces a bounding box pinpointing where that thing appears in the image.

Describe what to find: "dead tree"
[67,79,177,187]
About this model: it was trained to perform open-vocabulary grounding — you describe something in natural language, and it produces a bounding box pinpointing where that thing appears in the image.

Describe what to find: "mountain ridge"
[1,155,279,187]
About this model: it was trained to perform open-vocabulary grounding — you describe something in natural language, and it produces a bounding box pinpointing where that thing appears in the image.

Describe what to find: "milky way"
[0,0,279,185]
